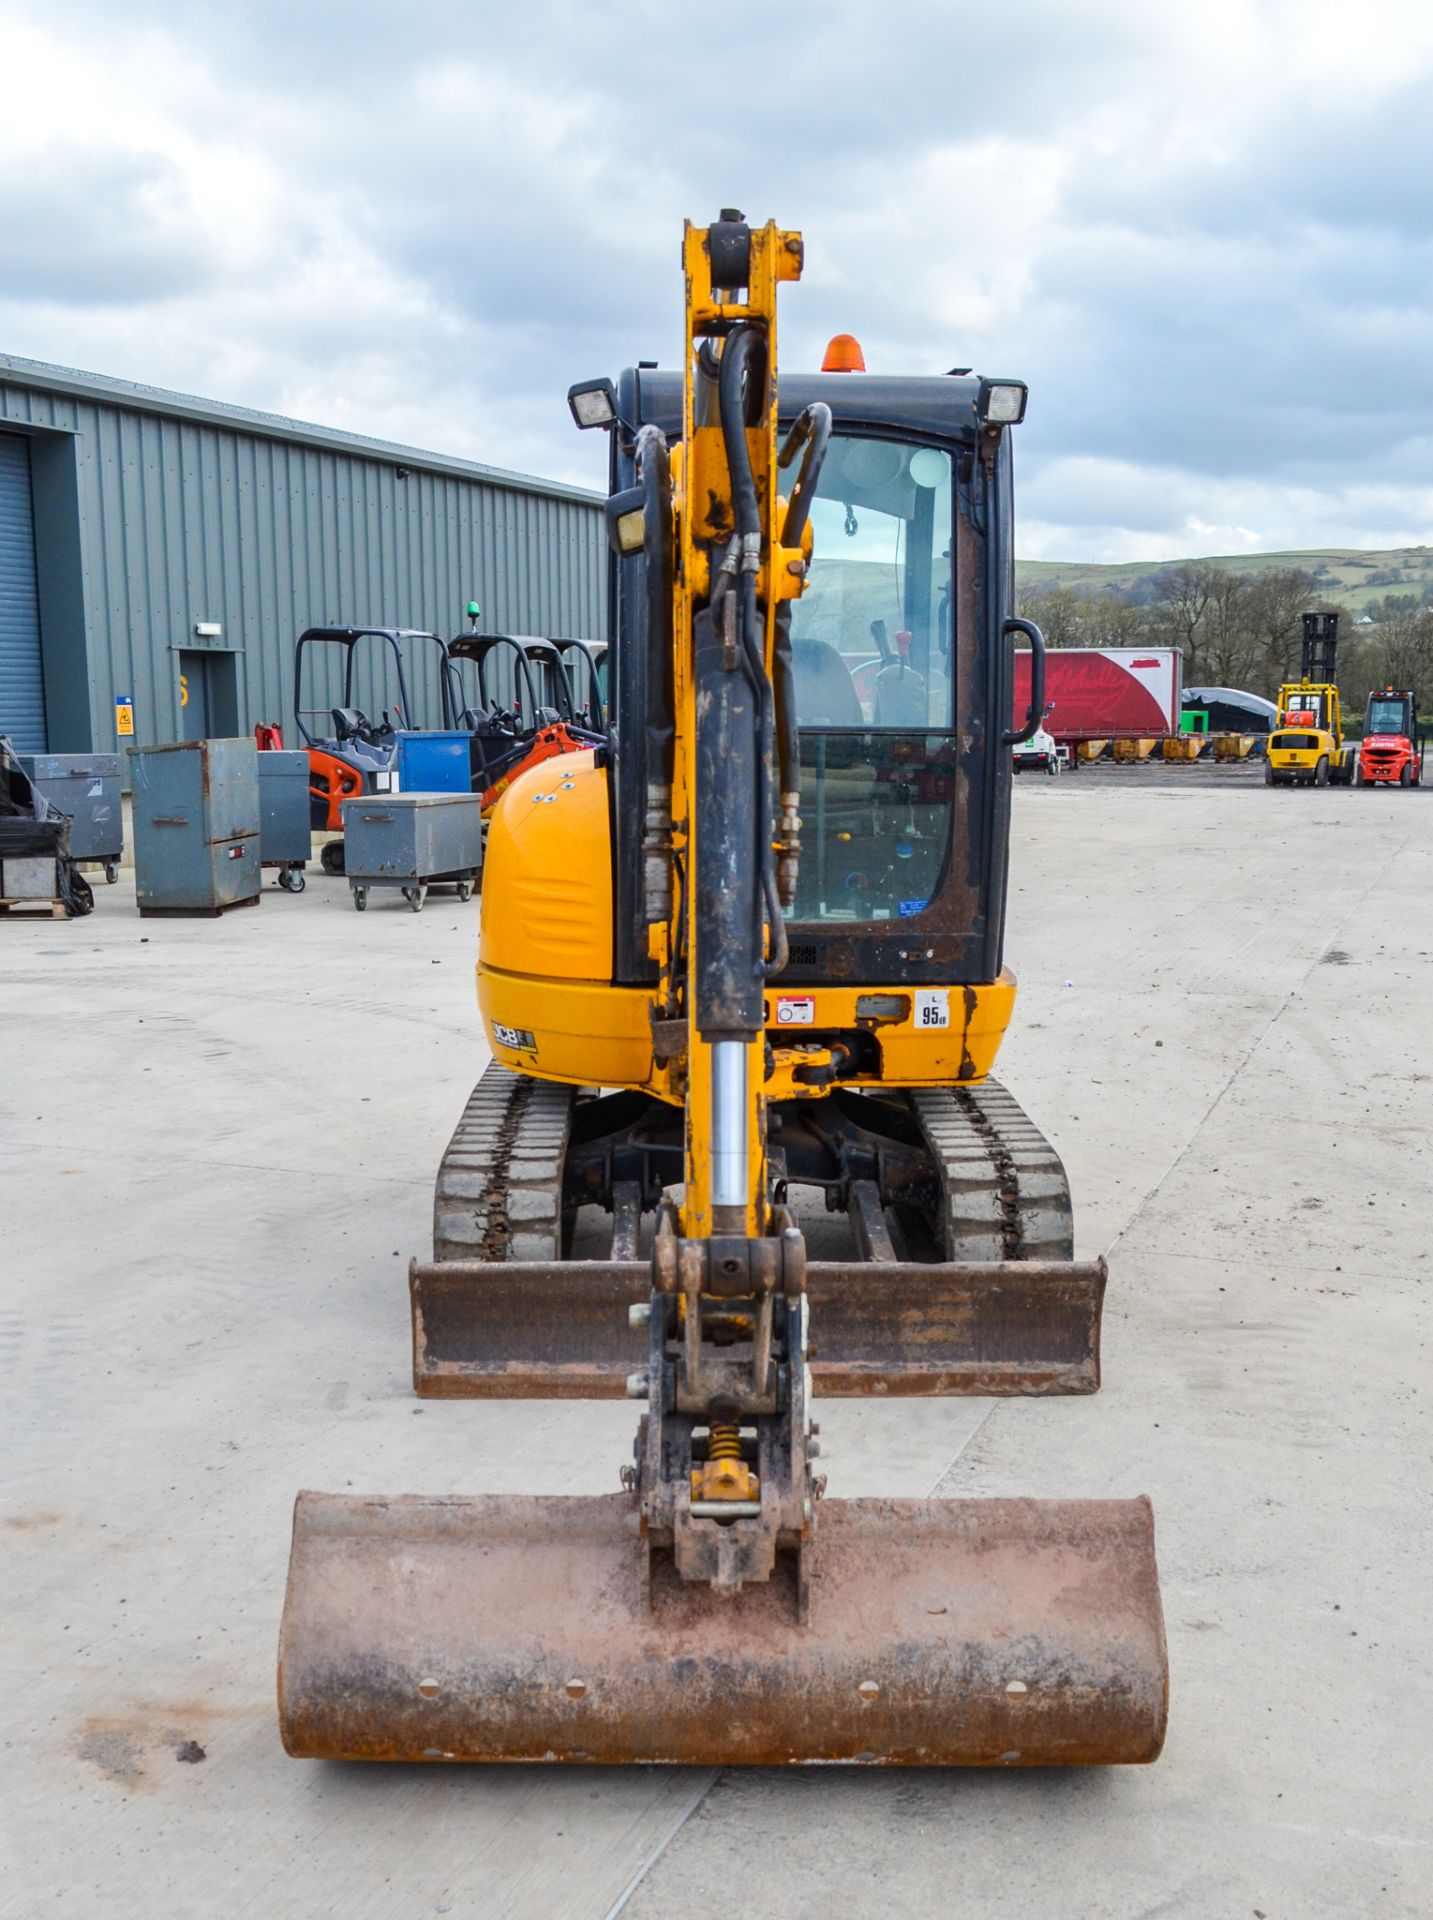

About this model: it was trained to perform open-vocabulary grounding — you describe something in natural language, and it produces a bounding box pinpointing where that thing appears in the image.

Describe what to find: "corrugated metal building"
[0,354,605,757]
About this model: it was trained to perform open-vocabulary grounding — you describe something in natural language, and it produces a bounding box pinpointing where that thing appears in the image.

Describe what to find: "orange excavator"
[277,211,1168,1769]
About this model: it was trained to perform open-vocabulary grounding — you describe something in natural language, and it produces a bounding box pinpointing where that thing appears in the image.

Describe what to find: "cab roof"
[627,369,985,441]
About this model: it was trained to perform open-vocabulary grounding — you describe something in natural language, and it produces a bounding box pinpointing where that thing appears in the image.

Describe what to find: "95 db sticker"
[492,1022,537,1052]
[775,996,816,1026]
[914,990,950,1030]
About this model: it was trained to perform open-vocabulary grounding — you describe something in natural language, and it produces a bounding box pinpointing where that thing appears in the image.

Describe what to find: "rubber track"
[433,1060,576,1265]
[910,1077,1074,1264]
[435,1067,1071,1267]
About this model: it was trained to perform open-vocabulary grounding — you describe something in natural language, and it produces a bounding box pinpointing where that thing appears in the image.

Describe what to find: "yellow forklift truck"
[278,212,1168,1769]
[1266,612,1358,786]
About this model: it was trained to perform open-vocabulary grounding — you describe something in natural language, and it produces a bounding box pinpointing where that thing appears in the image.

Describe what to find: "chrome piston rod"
[711,1039,748,1211]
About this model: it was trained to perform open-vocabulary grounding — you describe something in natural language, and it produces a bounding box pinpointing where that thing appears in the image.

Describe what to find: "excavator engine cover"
[279,1490,1166,1766]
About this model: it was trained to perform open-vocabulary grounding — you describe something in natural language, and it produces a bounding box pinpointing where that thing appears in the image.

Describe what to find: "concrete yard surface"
[4,787,1430,1919]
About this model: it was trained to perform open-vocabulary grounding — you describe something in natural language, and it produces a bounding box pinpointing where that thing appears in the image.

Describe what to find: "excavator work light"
[976,378,1029,426]
[604,485,647,555]
[568,377,619,430]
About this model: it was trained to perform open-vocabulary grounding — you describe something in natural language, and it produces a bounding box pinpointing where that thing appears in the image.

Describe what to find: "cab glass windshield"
[1367,697,1408,734]
[785,436,957,924]
[788,438,953,731]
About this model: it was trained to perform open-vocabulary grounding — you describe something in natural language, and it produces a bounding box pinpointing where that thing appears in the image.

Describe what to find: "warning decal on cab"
[914,990,950,1029]
[775,997,816,1026]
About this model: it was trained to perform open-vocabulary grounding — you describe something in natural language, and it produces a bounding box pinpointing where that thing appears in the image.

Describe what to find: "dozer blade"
[278,1490,1167,1766]
[410,1256,1107,1398]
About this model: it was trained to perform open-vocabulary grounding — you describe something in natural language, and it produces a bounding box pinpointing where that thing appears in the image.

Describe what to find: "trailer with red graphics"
[1013,646,1182,758]
[1355,688,1422,788]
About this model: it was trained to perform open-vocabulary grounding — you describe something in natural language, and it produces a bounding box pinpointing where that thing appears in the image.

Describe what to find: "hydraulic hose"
[771,602,800,916]
[637,424,674,788]
[772,403,832,914]
[636,424,676,927]
[718,328,762,543]
[772,605,799,798]
[717,326,786,974]
[776,402,832,552]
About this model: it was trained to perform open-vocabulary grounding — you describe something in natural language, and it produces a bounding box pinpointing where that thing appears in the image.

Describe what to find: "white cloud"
[6,0,1433,549]
[1021,455,1433,562]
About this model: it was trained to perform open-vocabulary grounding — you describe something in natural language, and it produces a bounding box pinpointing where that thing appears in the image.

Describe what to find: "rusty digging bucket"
[278,1490,1167,1766]
[410,1257,1109,1399]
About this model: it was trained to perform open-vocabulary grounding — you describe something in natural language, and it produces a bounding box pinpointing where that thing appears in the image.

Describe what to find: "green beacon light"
[466,600,481,630]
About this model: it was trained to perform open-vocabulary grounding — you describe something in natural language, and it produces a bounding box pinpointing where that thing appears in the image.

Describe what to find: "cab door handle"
[1003,617,1046,746]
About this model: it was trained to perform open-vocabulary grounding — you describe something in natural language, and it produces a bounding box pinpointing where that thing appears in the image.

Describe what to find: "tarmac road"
[4,782,1430,1920]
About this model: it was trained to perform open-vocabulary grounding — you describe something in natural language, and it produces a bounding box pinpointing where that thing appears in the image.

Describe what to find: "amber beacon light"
[820,332,866,372]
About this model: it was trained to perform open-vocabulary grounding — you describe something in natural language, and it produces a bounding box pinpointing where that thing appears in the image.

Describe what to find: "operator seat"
[792,639,864,728]
[331,708,397,770]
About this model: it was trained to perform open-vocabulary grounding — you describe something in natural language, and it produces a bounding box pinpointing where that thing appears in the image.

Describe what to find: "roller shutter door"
[0,432,46,753]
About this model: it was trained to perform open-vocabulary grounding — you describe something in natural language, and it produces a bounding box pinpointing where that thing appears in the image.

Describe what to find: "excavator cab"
[1366,689,1415,739]
[604,367,1018,987]
[279,214,1167,1770]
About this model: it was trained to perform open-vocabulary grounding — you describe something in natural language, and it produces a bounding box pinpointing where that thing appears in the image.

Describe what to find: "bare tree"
[1368,605,1433,710]
[1147,563,1218,672]
[1200,571,1259,687]
[1012,556,1433,722]
[1090,589,1147,646]
[1244,569,1318,694]
[1016,583,1149,649]
[1015,584,1092,648]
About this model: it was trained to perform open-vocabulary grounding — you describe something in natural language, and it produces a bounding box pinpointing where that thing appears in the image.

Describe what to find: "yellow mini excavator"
[278,212,1168,1768]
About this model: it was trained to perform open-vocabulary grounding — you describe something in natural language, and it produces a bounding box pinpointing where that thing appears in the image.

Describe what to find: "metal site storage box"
[341,791,482,912]
[394,730,475,795]
[0,815,69,916]
[258,750,311,890]
[129,738,261,917]
[17,753,124,880]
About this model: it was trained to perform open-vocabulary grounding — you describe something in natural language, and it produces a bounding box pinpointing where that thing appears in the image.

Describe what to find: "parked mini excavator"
[443,629,606,807]
[289,624,453,872]
[278,212,1168,1768]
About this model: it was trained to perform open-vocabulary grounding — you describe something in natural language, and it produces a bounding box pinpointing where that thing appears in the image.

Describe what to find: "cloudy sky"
[4,0,1433,561]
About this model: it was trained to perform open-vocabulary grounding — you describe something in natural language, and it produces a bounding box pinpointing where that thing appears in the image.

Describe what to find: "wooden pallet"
[0,896,68,918]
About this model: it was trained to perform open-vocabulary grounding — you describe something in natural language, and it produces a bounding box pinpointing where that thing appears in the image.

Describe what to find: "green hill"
[1015,546,1433,614]
[789,546,1433,651]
